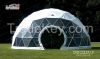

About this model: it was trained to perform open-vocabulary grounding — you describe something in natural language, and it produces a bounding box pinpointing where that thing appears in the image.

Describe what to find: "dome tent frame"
[12,8,91,50]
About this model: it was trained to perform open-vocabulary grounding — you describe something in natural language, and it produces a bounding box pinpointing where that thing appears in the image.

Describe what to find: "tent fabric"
[12,8,91,50]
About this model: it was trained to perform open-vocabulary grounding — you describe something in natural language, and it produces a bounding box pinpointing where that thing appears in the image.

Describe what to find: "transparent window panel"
[28,38,40,47]
[68,38,77,47]
[13,37,24,46]
[81,32,90,46]
[73,38,81,46]
[14,37,21,46]
[22,38,32,47]
[65,38,72,47]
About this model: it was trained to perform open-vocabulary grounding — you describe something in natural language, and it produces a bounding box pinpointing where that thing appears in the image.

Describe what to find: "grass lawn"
[0,42,100,59]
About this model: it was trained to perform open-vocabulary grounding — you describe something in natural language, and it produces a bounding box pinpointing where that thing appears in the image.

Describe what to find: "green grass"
[0,42,100,59]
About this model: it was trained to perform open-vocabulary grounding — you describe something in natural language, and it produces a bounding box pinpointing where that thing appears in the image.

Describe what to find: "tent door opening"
[40,26,64,49]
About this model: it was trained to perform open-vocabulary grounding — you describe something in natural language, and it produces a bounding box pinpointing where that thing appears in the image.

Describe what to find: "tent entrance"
[39,26,64,49]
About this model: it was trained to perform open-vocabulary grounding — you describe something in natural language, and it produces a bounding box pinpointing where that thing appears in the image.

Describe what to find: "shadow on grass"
[92,47,100,50]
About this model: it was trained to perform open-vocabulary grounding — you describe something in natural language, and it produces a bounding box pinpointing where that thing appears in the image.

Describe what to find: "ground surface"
[0,42,100,59]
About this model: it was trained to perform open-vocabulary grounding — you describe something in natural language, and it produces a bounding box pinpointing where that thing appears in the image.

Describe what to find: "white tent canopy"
[12,8,91,50]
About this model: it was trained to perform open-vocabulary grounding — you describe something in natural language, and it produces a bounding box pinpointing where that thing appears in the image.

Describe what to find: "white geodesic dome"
[12,8,91,50]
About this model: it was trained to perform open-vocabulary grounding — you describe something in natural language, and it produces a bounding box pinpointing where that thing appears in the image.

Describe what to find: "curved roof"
[12,8,90,47]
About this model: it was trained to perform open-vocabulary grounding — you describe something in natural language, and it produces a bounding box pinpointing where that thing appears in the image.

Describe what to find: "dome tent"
[12,8,91,50]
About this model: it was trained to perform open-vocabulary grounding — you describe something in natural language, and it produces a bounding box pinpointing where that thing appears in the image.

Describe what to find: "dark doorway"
[41,27,64,49]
